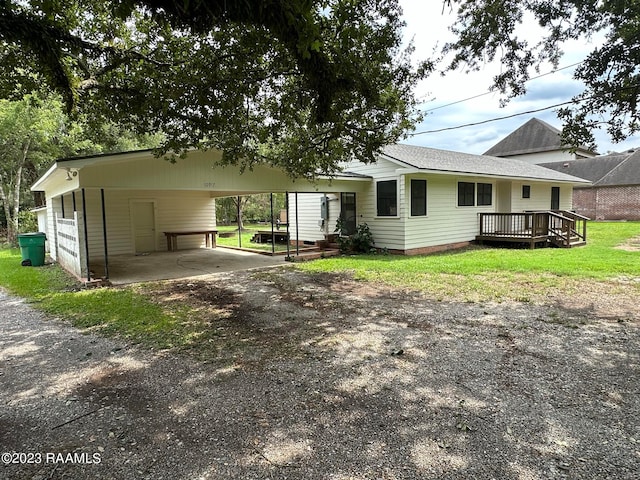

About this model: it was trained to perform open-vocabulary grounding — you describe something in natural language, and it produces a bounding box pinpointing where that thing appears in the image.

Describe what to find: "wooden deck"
[250,230,290,244]
[477,211,588,249]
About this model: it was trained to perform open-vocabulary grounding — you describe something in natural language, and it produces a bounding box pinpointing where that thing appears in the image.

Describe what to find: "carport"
[31,148,369,283]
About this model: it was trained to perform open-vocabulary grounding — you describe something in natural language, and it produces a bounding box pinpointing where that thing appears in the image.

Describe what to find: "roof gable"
[380,143,589,184]
[483,118,596,157]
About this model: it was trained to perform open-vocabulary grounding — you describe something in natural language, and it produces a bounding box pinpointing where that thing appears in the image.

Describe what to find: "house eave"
[396,166,590,185]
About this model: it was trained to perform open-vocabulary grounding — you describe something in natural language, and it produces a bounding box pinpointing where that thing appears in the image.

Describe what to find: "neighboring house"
[540,150,640,220]
[31,149,366,281]
[289,144,590,254]
[484,118,598,164]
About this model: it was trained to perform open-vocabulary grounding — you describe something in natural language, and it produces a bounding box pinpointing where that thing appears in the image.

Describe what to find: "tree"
[0,94,67,243]
[442,0,640,150]
[0,92,161,244]
[0,0,429,178]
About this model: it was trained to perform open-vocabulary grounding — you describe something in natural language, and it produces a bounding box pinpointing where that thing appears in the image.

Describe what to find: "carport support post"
[237,196,242,248]
[285,192,290,258]
[100,188,109,280]
[81,188,91,281]
[295,192,299,256]
[270,193,275,255]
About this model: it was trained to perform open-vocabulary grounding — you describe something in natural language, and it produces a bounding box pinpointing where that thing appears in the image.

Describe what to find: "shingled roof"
[380,144,590,184]
[540,149,640,187]
[483,118,597,157]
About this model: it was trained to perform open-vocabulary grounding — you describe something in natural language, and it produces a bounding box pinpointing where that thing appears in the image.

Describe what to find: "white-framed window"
[457,181,493,207]
[410,179,427,216]
[376,180,397,216]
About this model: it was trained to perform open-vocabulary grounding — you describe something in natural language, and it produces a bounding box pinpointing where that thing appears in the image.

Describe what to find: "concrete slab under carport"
[90,247,286,285]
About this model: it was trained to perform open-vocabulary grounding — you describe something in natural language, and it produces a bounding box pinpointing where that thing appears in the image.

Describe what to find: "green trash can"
[18,232,47,267]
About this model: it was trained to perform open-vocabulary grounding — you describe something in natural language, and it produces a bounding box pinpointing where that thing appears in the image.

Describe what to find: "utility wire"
[422,61,583,113]
[410,100,577,136]
[411,82,640,136]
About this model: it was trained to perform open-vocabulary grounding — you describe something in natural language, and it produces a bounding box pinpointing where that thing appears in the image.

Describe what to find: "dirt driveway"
[1,268,639,479]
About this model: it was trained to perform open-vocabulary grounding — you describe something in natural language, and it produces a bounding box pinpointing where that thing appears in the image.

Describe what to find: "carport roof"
[31,148,372,193]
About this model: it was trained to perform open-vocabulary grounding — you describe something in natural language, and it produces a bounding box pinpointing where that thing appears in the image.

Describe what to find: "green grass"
[1,221,638,352]
[215,224,290,252]
[0,249,196,349]
[295,221,640,301]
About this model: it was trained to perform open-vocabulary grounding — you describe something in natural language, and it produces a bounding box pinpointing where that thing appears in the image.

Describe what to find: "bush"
[337,222,376,254]
[17,210,38,233]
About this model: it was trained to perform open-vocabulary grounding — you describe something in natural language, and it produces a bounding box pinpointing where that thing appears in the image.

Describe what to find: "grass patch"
[2,221,638,353]
[295,222,640,301]
[0,249,203,350]
[215,224,290,252]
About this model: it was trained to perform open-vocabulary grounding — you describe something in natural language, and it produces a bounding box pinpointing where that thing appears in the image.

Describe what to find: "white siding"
[75,189,216,257]
[289,160,578,252]
[288,193,341,243]
[345,158,406,250]
[511,182,573,211]
[507,150,578,165]
[403,175,497,251]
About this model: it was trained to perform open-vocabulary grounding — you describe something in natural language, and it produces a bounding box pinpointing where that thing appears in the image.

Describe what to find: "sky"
[397,1,640,156]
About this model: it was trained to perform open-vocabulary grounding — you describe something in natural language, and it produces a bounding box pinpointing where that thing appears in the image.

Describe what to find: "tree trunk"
[0,176,14,244]
[2,139,30,245]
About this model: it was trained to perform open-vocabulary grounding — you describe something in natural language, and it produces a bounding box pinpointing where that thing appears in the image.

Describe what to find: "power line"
[410,99,577,136]
[412,82,640,136]
[422,61,583,113]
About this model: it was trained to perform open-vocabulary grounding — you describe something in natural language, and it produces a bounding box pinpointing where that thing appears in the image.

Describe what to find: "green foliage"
[0,91,162,245]
[17,210,37,233]
[0,0,430,178]
[336,222,376,254]
[443,0,640,149]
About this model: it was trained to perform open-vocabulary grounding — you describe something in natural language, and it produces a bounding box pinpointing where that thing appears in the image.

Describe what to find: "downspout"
[101,189,109,280]
[81,188,91,281]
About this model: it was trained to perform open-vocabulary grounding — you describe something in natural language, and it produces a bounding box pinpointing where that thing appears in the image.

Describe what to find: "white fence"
[55,212,83,279]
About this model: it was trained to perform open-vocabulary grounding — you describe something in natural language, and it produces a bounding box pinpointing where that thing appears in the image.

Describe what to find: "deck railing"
[478,211,588,248]
[547,210,588,247]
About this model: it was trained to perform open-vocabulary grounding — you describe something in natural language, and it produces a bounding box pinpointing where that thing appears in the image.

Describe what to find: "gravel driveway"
[1,269,639,479]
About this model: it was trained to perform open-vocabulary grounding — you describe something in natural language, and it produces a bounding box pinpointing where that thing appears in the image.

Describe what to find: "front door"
[551,187,560,210]
[131,201,156,253]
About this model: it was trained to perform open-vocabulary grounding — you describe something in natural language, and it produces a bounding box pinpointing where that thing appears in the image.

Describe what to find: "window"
[477,183,493,206]
[376,180,397,216]
[410,179,427,216]
[522,185,531,199]
[457,182,475,206]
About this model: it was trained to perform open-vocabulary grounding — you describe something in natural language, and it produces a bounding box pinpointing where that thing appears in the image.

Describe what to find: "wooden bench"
[164,230,218,252]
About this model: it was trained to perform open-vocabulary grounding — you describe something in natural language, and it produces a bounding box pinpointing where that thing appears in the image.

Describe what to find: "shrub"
[336,222,375,254]
[17,210,38,233]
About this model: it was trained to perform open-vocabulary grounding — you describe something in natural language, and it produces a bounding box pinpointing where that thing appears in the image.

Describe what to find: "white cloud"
[398,0,640,155]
